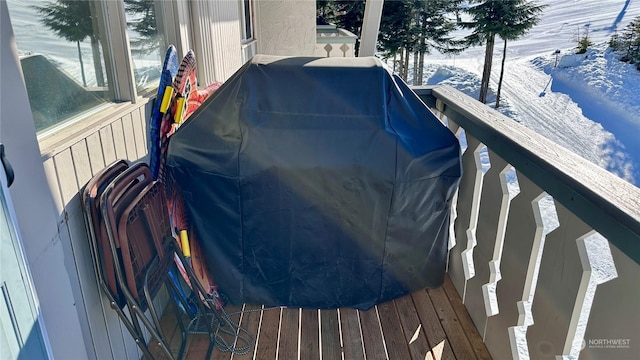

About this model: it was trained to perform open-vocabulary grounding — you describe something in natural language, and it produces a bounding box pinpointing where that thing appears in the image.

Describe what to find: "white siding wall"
[254,0,317,56]
[41,102,152,360]
[158,0,193,60]
[190,0,245,83]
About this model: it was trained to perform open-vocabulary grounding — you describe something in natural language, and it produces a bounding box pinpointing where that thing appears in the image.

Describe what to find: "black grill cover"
[166,55,461,309]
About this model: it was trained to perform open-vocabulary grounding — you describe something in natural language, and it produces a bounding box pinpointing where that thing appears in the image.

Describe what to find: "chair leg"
[166,278,189,359]
[106,296,156,359]
[129,301,175,359]
[143,261,165,337]
[141,259,178,359]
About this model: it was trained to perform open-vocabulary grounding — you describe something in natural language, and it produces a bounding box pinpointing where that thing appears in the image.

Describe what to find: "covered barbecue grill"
[166,55,461,309]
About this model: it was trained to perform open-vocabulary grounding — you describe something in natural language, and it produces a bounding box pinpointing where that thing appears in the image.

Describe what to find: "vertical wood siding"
[190,0,244,84]
[43,100,152,359]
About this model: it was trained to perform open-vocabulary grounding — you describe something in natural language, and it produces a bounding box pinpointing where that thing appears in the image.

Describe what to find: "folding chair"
[100,163,218,359]
[81,160,157,358]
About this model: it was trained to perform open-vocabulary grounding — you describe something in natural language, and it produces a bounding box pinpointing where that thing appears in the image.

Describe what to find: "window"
[6,0,166,134]
[124,0,165,92]
[240,0,256,63]
[241,0,254,42]
[6,0,113,133]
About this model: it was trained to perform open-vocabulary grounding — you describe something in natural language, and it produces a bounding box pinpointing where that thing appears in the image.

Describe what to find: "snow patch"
[558,53,586,68]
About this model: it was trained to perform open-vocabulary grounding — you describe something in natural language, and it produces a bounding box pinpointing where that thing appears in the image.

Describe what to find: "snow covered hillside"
[422,0,640,186]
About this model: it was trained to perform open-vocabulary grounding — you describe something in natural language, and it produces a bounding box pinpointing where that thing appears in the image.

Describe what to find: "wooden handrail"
[414,85,640,265]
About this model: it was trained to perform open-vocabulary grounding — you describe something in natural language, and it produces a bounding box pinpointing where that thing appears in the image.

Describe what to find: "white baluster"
[447,118,460,136]
[465,150,511,338]
[484,172,545,359]
[527,202,593,360]
[446,120,462,255]
[580,242,639,359]
[449,133,484,299]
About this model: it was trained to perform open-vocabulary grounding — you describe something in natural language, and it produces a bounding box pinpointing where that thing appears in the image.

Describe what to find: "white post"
[359,0,384,57]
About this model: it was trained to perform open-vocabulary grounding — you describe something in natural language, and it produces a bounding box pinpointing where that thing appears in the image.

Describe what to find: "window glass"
[6,0,113,133]
[242,0,253,41]
[124,0,164,92]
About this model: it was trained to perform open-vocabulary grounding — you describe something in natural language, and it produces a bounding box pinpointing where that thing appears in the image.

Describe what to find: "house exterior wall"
[254,0,317,56]
[40,101,154,360]
[190,0,245,83]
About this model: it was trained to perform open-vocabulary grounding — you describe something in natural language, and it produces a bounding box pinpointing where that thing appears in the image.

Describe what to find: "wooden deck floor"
[153,275,491,360]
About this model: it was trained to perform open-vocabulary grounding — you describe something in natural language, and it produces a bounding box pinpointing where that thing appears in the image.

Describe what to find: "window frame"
[11,0,172,146]
[95,0,137,103]
[240,0,255,44]
[239,0,257,64]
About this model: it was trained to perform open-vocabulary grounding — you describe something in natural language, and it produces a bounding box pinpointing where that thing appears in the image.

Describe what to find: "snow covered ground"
[422,0,640,187]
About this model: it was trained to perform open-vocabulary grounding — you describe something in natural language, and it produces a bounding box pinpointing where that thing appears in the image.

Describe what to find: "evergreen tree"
[494,0,545,107]
[317,0,464,81]
[35,0,105,86]
[335,0,366,55]
[610,16,640,67]
[317,0,338,22]
[333,0,367,36]
[124,0,159,55]
[628,18,640,67]
[378,0,414,78]
[378,0,465,83]
[462,0,544,104]
[575,25,593,54]
[413,0,466,84]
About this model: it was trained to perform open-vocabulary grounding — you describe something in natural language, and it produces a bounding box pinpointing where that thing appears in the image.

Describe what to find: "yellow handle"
[179,230,191,258]
[174,97,186,124]
[160,86,174,114]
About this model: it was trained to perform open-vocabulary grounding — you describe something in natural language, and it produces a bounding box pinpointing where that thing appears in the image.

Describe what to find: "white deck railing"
[415,85,640,360]
[316,25,358,57]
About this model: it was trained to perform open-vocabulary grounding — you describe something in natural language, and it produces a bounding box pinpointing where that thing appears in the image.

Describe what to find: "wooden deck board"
[338,308,365,360]
[253,307,280,360]
[442,277,492,360]
[299,309,320,360]
[377,300,412,359]
[158,302,182,353]
[231,304,262,360]
[152,275,492,360]
[278,308,300,359]
[412,289,457,360]
[208,304,243,360]
[359,306,388,360]
[320,309,342,360]
[394,295,431,360]
[428,286,478,360]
